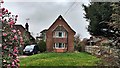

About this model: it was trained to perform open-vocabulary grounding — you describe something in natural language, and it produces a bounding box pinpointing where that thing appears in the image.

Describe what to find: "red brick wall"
[68,33,74,52]
[46,32,53,52]
[53,38,67,43]
[53,48,67,52]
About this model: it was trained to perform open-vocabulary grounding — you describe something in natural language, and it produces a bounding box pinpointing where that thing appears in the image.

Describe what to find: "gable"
[47,15,76,34]
[14,25,35,41]
[54,26,67,32]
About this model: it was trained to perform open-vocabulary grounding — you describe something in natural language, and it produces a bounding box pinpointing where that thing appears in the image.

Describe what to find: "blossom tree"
[0,0,23,67]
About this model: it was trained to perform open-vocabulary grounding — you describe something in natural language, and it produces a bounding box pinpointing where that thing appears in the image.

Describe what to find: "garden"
[20,52,100,66]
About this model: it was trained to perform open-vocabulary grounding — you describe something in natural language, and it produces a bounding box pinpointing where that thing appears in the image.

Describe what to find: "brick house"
[13,24,35,46]
[46,15,76,52]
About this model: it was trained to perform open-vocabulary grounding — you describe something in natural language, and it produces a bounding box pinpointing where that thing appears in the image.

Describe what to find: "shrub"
[1,1,23,67]
[37,40,46,52]
[75,44,82,52]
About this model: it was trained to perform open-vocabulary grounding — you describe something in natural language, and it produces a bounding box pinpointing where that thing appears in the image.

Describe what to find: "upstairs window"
[58,32,62,37]
[54,31,65,38]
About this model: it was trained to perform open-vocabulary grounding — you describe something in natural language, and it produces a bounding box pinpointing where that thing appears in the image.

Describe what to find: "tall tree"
[74,34,81,51]
[83,2,120,66]
[83,3,113,37]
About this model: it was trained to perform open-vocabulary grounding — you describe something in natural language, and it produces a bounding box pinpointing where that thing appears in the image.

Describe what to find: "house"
[36,29,47,43]
[40,29,47,41]
[13,24,35,46]
[46,15,76,52]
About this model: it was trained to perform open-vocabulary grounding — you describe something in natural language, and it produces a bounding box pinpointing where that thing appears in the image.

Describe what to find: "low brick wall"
[53,48,67,52]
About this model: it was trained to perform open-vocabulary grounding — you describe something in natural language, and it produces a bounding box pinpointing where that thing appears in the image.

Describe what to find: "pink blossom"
[8,42,12,45]
[18,31,21,35]
[0,44,2,47]
[5,9,8,13]
[14,48,18,53]
[14,60,17,63]
[1,52,3,55]
[8,54,11,57]
[17,30,20,32]
[12,29,16,33]
[13,54,17,57]
[3,33,7,36]
[20,41,24,44]
[14,49,17,52]
[2,8,5,11]
[7,64,10,67]
[3,46,7,49]
[12,65,15,67]
[2,20,4,23]
[14,35,17,40]
[10,25,13,28]
[20,37,23,41]
[12,38,14,40]
[9,18,12,21]
[16,59,20,62]
[0,13,2,17]
[8,20,14,25]
[2,12,5,15]
[20,40,23,44]
[12,62,15,67]
[12,62,15,65]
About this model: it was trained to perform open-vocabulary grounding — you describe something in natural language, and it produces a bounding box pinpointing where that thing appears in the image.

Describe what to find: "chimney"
[25,23,29,31]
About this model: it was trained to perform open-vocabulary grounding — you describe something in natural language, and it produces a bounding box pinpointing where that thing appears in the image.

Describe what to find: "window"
[55,31,65,38]
[58,32,62,37]
[54,43,65,49]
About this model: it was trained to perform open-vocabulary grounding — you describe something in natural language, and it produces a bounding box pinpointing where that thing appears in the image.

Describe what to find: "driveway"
[18,55,28,58]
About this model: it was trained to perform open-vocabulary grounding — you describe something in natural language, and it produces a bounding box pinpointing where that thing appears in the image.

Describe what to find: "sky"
[2,0,91,39]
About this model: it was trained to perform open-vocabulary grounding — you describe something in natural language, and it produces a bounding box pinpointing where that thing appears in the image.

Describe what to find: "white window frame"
[54,31,66,38]
[54,43,65,49]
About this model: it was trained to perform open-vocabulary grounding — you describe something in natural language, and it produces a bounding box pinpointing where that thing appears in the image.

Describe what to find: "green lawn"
[20,52,100,66]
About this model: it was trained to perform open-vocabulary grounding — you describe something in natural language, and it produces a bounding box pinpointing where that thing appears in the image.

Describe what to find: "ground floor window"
[54,43,65,49]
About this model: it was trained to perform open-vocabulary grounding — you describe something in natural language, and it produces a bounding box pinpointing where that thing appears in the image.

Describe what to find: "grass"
[20,52,100,66]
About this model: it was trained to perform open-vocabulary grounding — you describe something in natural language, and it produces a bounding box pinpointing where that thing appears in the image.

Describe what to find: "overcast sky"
[2,0,91,39]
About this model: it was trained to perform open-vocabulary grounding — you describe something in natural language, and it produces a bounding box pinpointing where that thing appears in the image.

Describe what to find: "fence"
[85,45,117,56]
[85,46,100,55]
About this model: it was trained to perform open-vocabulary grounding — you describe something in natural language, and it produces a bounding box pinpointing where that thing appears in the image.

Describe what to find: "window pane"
[59,43,62,48]
[59,32,62,37]
[56,43,59,48]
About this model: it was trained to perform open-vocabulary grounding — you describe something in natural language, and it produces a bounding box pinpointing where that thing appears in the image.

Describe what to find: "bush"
[37,40,46,52]
[1,3,23,67]
[75,44,82,52]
